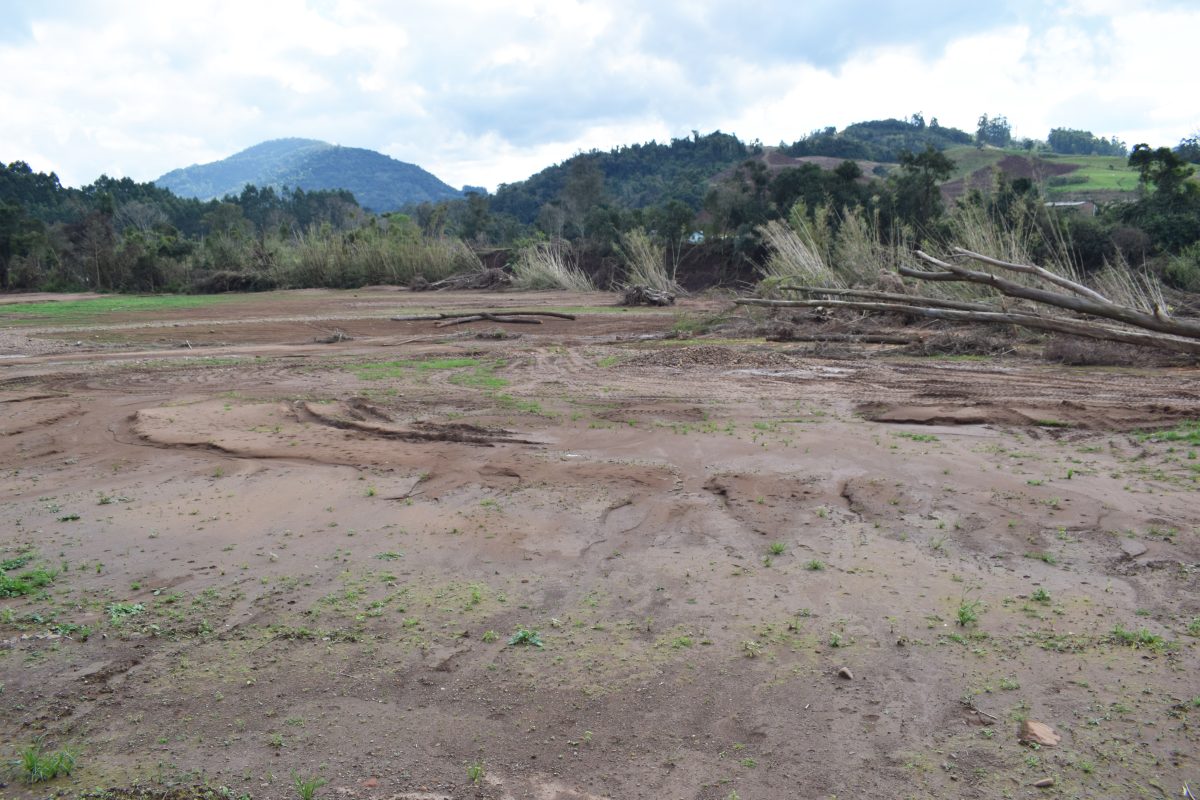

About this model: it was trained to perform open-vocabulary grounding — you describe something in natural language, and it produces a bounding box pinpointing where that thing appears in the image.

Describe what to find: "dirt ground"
[1,289,1198,800]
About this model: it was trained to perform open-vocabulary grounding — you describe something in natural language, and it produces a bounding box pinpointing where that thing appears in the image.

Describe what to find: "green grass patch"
[349,357,483,381]
[0,567,57,598]
[1137,420,1200,447]
[893,431,940,442]
[0,294,239,325]
[1109,624,1171,652]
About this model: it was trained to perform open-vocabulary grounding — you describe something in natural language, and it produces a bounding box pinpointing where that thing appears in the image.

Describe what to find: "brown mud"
[0,289,1197,799]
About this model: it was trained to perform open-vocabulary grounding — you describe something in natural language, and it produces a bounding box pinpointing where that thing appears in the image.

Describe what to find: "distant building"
[688,231,705,244]
[1044,200,1096,216]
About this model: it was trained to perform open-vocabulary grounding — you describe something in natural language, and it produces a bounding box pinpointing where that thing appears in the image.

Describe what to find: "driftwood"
[436,313,542,327]
[622,285,676,306]
[391,310,576,326]
[409,268,511,292]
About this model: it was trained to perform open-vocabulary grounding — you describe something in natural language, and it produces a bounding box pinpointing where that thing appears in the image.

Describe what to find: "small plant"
[293,771,327,800]
[768,542,786,556]
[998,677,1020,690]
[1031,587,1051,604]
[1109,624,1169,651]
[268,733,285,749]
[1186,617,1200,637]
[956,598,983,627]
[507,627,544,648]
[106,602,145,623]
[364,486,376,497]
[11,740,76,784]
[466,760,485,785]
[741,639,764,658]
[805,559,825,571]
[481,630,499,642]
[829,632,843,648]
[1024,551,1058,565]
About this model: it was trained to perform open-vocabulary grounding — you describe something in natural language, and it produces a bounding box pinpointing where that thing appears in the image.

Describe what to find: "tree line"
[2,120,1199,293]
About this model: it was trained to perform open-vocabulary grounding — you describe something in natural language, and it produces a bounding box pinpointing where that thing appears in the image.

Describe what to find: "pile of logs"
[735,248,1200,356]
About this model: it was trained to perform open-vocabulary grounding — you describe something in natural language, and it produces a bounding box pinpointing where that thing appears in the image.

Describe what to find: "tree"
[1121,144,1200,252]
[889,146,955,238]
[1176,134,1200,164]
[975,114,1012,148]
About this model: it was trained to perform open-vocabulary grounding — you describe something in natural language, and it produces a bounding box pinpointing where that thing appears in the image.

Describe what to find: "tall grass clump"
[510,240,595,291]
[946,203,1166,310]
[283,225,478,288]
[759,203,891,290]
[618,228,682,294]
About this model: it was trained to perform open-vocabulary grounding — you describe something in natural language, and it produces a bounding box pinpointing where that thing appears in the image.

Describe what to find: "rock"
[837,667,853,680]
[1018,720,1061,747]
[1120,539,1148,559]
[1033,777,1055,788]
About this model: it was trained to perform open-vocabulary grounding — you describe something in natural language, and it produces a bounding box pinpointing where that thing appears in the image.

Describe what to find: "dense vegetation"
[156,138,465,212]
[781,116,974,162]
[2,118,1198,294]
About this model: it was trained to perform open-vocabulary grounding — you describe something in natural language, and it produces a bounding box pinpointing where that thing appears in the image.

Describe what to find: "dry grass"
[618,229,682,294]
[510,240,595,291]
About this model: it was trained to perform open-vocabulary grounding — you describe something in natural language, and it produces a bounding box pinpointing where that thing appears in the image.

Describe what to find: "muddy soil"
[1,290,1198,800]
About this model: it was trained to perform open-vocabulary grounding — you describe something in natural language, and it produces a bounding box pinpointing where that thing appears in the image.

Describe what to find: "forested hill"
[488,131,756,224]
[156,138,464,212]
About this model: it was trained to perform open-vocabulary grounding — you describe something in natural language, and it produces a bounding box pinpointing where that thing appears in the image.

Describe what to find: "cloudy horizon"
[1,0,1197,192]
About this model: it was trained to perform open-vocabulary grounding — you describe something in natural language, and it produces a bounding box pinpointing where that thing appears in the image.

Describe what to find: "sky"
[1,0,1197,192]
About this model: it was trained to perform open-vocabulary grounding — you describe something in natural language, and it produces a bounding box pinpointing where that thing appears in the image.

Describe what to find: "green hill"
[938,145,1141,201]
[156,138,464,212]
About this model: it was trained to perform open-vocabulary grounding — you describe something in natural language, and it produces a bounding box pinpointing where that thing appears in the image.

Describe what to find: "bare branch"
[952,247,1111,303]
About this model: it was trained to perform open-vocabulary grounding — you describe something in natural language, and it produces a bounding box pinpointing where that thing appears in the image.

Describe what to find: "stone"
[1033,777,1055,788]
[1018,720,1061,747]
[837,667,853,680]
[1120,539,1148,559]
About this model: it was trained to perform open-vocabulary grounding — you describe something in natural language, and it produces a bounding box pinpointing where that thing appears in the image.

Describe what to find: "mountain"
[155,138,464,212]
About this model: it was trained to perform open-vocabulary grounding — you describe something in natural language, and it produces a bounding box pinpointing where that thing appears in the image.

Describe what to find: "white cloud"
[0,0,1196,192]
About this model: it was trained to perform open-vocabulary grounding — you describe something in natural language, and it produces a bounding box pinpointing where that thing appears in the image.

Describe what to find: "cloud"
[0,0,1196,192]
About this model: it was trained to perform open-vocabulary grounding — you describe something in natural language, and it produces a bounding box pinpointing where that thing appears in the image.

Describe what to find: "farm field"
[1,288,1198,800]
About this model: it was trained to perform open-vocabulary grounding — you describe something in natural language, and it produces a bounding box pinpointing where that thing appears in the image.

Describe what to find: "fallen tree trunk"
[735,298,1200,355]
[780,286,995,312]
[908,251,1200,340]
[765,331,919,344]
